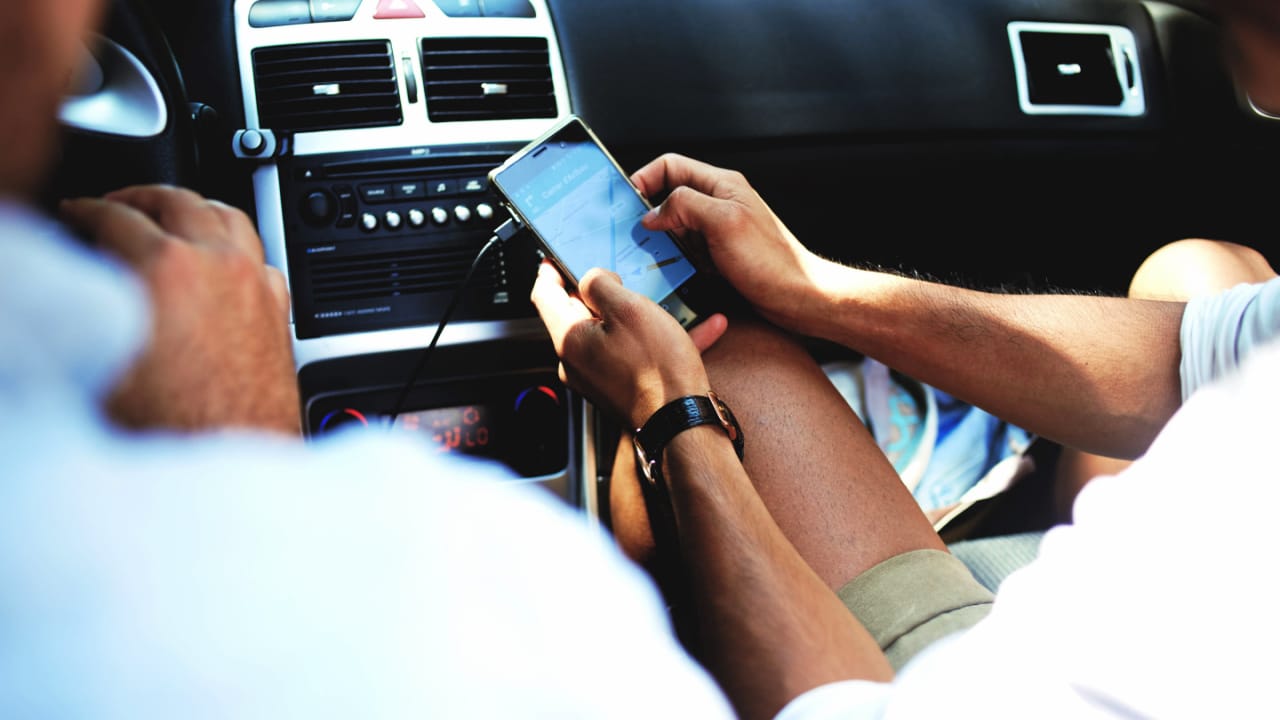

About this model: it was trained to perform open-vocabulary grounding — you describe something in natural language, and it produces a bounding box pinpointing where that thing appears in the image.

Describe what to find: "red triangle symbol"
[375,0,426,19]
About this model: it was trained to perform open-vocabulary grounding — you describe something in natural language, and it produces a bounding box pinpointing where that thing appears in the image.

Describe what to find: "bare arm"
[662,424,892,719]
[809,268,1184,458]
[530,262,891,719]
[634,155,1184,459]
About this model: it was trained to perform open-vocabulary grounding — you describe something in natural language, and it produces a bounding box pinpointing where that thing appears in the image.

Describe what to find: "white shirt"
[1180,277,1280,399]
[780,280,1280,718]
[0,201,735,718]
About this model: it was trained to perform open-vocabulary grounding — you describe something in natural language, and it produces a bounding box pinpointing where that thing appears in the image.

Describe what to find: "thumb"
[575,267,635,321]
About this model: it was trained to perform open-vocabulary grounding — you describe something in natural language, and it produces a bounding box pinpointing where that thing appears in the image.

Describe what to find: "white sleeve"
[773,680,890,720]
[1179,277,1280,400]
[0,429,736,719]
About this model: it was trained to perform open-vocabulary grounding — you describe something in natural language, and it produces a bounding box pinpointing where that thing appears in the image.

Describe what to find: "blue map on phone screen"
[507,140,696,302]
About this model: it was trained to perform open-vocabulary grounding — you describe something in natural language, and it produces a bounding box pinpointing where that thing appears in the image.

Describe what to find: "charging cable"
[387,216,524,423]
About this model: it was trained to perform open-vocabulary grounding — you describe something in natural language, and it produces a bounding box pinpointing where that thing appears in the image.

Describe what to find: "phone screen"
[492,118,699,323]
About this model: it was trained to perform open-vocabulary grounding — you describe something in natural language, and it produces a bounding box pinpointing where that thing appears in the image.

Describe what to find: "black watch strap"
[633,391,745,485]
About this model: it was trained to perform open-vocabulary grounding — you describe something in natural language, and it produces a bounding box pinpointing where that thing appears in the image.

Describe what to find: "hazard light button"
[374,0,426,18]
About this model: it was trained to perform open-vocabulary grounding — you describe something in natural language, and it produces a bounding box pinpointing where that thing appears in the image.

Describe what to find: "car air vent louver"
[307,244,498,304]
[421,37,557,122]
[253,40,403,132]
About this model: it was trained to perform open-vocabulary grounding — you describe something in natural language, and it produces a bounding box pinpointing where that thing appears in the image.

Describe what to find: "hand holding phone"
[489,115,710,328]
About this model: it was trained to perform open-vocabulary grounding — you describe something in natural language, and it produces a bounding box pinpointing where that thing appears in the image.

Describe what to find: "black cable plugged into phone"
[387,215,526,423]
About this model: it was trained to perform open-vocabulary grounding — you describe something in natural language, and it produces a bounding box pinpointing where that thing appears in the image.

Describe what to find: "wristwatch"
[633,391,745,486]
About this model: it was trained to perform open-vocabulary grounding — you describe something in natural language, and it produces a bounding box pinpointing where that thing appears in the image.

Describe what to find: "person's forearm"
[800,261,1184,458]
[661,425,892,720]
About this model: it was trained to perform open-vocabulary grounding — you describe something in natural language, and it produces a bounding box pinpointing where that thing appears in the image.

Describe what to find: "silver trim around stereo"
[234,0,584,505]
[234,0,572,367]
[292,317,549,370]
[1008,21,1146,117]
[578,400,601,526]
[253,164,293,324]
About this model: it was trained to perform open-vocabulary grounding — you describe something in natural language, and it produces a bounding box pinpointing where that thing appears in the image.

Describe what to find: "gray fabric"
[837,549,995,671]
[947,531,1046,594]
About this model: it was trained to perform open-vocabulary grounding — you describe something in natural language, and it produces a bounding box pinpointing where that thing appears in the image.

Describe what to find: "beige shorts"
[836,548,994,670]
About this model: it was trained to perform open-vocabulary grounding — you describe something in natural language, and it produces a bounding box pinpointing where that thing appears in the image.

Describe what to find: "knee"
[1128,239,1277,301]
[702,315,812,371]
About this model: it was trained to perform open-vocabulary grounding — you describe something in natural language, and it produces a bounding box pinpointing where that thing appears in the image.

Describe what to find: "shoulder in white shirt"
[0,201,735,718]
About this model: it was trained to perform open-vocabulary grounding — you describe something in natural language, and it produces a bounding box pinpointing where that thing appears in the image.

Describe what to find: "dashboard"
[61,0,1280,518]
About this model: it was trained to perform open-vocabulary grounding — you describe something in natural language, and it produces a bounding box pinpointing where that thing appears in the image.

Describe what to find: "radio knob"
[430,207,449,226]
[407,208,426,228]
[301,190,337,226]
[384,210,403,230]
[510,385,566,477]
[454,205,473,223]
[360,212,379,232]
[476,203,495,221]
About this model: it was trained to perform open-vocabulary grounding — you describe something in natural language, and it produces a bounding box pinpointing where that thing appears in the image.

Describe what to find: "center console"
[232,0,595,511]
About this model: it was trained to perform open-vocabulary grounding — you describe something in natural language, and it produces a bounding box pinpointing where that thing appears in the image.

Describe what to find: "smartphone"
[489,115,705,328]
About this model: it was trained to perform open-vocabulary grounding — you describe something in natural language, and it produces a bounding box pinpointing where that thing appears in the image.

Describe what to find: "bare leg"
[1054,239,1277,520]
[611,317,944,593]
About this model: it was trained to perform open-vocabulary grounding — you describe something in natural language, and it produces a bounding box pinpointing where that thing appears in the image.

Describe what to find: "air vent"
[421,37,557,122]
[253,40,403,132]
[1008,22,1144,117]
[308,244,497,304]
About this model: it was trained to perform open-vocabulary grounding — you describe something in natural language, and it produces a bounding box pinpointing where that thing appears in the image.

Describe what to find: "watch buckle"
[707,391,739,443]
[632,435,659,486]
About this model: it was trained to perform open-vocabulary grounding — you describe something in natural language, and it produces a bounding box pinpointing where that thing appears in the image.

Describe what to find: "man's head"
[0,0,104,200]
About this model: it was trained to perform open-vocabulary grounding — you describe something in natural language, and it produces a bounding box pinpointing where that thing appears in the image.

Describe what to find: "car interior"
[45,0,1279,596]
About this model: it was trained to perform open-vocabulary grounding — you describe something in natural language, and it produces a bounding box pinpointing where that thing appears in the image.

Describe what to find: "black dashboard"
[62,0,1280,514]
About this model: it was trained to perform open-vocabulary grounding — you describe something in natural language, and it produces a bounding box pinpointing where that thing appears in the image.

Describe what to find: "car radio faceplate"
[277,144,540,339]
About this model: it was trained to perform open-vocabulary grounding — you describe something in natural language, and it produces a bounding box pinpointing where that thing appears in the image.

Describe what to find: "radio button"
[407,208,426,228]
[428,179,457,197]
[360,184,394,203]
[310,0,362,22]
[454,205,473,223]
[335,185,356,207]
[430,207,450,226]
[360,212,380,232]
[433,0,479,16]
[249,0,311,28]
[460,177,487,193]
[384,211,403,230]
[394,181,427,200]
[335,185,357,228]
[475,202,495,221]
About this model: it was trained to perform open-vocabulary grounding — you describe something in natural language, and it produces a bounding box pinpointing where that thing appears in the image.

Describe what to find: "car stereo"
[276,142,542,339]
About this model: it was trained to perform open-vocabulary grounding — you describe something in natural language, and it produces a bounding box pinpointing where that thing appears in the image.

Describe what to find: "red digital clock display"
[393,404,494,456]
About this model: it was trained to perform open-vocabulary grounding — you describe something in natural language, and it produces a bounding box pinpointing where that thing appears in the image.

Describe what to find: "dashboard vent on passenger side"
[421,37,557,122]
[252,40,403,132]
[1007,22,1144,117]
